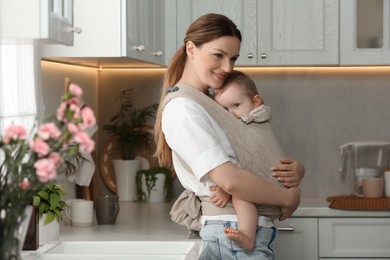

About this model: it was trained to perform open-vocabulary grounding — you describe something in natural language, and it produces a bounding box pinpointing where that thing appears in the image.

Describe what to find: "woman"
[155,13,304,259]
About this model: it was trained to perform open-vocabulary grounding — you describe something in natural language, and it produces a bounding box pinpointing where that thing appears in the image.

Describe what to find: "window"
[0,44,45,134]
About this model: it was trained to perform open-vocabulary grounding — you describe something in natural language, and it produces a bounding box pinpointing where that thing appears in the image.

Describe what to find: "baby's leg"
[224,196,258,250]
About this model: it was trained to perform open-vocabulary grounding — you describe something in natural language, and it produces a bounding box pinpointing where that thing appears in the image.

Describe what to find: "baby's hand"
[271,158,305,188]
[209,185,231,208]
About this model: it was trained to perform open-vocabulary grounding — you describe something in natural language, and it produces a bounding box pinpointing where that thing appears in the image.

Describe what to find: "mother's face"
[187,36,241,90]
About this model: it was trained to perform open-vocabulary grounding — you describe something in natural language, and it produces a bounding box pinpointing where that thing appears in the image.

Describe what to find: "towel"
[65,151,95,186]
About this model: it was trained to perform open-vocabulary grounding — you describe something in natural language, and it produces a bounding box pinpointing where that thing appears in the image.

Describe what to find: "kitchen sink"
[35,241,203,259]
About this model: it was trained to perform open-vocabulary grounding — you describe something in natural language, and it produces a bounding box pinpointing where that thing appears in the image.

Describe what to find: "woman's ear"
[186,41,196,59]
[253,95,262,107]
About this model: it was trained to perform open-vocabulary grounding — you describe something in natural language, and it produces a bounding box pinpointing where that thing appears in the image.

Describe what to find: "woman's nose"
[221,59,234,73]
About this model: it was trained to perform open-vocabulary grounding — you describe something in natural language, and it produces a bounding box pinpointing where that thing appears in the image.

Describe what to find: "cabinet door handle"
[277,226,294,231]
[151,51,163,57]
[133,45,145,51]
[72,26,82,34]
[260,53,267,59]
[247,53,254,59]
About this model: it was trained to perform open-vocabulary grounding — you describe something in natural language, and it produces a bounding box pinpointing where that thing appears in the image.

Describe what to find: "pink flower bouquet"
[0,82,96,258]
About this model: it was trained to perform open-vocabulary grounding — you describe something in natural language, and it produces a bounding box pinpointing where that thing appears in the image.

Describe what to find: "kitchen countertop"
[59,201,190,242]
[292,196,390,218]
[58,196,390,242]
[22,196,390,259]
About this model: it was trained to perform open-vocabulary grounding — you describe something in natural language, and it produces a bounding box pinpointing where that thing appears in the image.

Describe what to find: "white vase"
[39,214,59,246]
[141,173,166,203]
[113,159,141,201]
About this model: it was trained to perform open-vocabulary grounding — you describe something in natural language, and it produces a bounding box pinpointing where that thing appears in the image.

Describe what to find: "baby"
[213,70,288,250]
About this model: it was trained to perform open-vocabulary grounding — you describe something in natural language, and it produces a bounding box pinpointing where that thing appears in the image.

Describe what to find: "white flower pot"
[39,214,59,246]
[113,159,141,201]
[140,173,166,203]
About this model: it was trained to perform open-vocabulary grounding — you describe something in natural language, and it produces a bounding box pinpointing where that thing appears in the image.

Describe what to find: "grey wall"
[42,65,390,198]
[241,67,390,197]
[41,61,99,200]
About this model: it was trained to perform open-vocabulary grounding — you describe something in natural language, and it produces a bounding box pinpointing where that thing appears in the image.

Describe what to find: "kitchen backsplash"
[41,63,390,198]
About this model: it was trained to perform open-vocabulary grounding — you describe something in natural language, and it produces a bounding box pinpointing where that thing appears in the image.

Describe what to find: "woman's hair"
[214,70,259,99]
[154,13,242,167]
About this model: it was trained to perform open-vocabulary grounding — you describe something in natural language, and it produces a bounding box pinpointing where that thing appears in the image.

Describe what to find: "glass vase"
[0,205,33,260]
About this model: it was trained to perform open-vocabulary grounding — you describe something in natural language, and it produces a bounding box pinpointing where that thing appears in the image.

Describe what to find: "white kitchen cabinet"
[273,218,318,260]
[340,0,390,65]
[43,0,123,57]
[0,0,73,45]
[176,0,257,66]
[125,0,177,65]
[319,218,390,258]
[40,0,390,66]
[257,0,339,66]
[43,0,177,65]
[274,217,390,259]
[177,0,338,66]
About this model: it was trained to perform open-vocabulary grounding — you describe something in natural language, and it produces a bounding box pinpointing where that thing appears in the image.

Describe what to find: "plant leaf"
[50,193,60,209]
[44,211,56,224]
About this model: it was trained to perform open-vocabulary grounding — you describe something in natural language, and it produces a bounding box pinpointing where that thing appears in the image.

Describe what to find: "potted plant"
[103,88,158,201]
[32,182,67,245]
[136,167,173,202]
[103,88,158,160]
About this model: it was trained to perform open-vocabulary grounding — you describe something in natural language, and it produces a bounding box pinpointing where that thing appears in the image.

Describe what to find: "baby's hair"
[215,70,259,99]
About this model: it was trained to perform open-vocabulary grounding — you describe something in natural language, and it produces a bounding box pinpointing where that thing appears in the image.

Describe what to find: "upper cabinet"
[42,0,176,65]
[177,0,258,66]
[257,0,339,66]
[39,0,390,66]
[177,0,338,66]
[125,0,177,65]
[340,0,390,65]
[0,0,74,45]
[43,0,123,57]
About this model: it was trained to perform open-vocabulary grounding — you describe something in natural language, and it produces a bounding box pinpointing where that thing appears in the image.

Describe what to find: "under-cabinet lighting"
[42,60,390,73]
[41,60,165,72]
[239,66,390,75]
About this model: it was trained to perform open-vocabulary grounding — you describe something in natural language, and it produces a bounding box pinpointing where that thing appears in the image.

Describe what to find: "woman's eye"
[233,103,240,108]
[214,53,223,59]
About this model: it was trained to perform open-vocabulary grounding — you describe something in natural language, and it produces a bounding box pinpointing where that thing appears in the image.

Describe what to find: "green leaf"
[38,203,49,217]
[44,211,56,224]
[32,196,41,207]
[50,193,60,209]
[38,189,50,201]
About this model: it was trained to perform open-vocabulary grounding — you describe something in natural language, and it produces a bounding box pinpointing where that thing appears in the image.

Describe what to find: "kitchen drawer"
[273,218,318,260]
[319,218,390,258]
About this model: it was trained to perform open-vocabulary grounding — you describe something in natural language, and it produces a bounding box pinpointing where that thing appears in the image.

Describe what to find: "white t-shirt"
[162,96,274,227]
[162,96,237,196]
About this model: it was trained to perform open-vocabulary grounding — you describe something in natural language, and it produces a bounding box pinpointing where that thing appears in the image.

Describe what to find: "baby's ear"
[253,95,262,107]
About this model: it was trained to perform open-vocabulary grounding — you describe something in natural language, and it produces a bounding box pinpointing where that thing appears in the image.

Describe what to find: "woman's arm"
[207,161,301,220]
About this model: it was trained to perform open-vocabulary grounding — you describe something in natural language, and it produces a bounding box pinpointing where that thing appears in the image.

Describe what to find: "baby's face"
[214,83,256,118]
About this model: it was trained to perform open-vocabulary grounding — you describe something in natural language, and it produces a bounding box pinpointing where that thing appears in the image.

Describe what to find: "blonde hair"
[154,13,242,167]
[214,70,259,99]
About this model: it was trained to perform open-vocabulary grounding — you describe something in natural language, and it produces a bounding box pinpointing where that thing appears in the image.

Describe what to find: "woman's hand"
[209,185,231,208]
[279,186,301,221]
[271,158,305,188]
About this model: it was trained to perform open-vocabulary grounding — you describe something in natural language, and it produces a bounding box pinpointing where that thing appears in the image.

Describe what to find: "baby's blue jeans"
[198,220,277,260]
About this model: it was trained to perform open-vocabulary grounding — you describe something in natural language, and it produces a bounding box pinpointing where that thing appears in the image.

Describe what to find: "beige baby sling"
[164,83,286,231]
